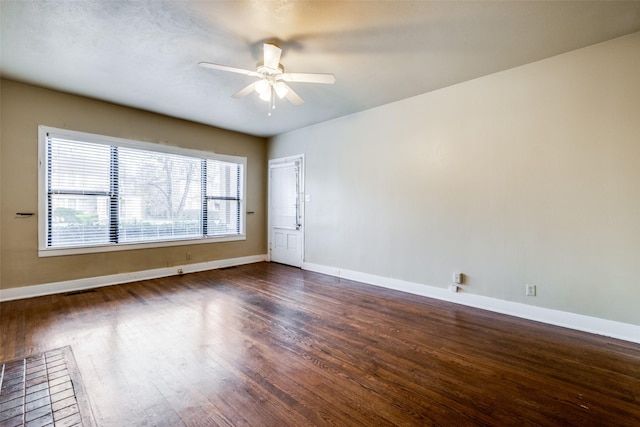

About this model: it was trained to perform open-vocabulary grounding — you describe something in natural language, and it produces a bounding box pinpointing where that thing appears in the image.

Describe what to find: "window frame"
[38,126,247,257]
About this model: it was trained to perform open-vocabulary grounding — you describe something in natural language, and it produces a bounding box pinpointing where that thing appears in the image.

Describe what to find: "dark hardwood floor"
[1,262,639,426]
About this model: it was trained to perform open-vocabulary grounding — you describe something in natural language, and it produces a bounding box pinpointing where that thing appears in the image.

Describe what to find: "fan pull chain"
[268,85,275,116]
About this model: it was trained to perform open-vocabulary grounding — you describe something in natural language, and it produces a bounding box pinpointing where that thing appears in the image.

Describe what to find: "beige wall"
[269,32,640,326]
[1,79,267,289]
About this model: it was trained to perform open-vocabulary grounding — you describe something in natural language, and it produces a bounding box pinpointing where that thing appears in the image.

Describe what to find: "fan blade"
[232,81,258,99]
[263,44,282,70]
[283,84,304,105]
[199,62,260,77]
[280,72,336,84]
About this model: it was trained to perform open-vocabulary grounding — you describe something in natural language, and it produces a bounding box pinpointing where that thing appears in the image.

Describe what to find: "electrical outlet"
[454,272,463,284]
[186,252,191,260]
[526,284,536,296]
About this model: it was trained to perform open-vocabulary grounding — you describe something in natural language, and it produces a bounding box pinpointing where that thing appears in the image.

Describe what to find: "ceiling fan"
[199,43,336,115]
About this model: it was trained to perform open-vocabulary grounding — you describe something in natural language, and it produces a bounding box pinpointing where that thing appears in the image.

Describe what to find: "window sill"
[38,235,246,257]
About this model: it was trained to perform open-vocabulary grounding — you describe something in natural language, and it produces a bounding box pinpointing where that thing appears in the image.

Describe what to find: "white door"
[269,157,303,267]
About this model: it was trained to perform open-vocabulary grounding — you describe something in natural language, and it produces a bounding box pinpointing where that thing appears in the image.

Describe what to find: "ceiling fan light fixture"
[255,79,270,96]
[258,90,271,102]
[274,82,289,99]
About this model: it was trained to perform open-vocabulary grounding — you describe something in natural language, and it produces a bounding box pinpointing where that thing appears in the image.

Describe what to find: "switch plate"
[526,284,536,296]
[454,272,463,284]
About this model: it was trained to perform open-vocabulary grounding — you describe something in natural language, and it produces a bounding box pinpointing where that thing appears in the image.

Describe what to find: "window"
[39,126,245,256]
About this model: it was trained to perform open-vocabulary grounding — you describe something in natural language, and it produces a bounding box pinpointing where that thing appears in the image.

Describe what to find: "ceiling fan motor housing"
[257,63,285,76]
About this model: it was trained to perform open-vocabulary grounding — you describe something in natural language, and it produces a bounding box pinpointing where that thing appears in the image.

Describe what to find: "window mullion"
[47,136,53,247]
[237,165,241,234]
[201,159,208,236]
[110,146,119,243]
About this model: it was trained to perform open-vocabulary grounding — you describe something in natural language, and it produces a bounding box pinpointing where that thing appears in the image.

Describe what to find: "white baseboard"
[0,254,267,302]
[303,262,640,345]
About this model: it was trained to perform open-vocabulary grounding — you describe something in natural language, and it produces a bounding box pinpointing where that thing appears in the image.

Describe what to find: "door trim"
[268,154,305,265]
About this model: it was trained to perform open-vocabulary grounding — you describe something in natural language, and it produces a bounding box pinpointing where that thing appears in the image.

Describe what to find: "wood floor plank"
[1,262,639,426]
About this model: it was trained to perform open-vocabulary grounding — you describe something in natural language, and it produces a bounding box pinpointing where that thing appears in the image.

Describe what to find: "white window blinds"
[44,131,244,250]
[48,139,112,247]
[118,147,202,243]
[205,160,242,237]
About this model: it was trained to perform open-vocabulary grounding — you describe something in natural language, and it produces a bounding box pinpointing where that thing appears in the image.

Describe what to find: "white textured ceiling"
[2,1,640,137]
